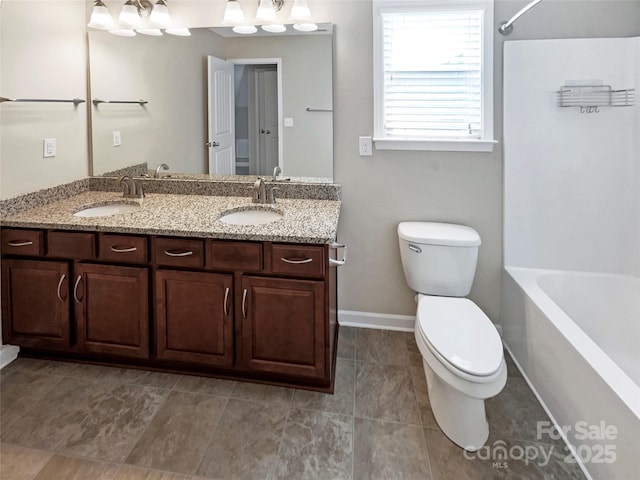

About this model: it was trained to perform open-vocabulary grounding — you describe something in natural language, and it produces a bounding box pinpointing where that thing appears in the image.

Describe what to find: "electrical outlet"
[284,117,294,127]
[113,130,122,147]
[43,138,56,158]
[359,136,372,156]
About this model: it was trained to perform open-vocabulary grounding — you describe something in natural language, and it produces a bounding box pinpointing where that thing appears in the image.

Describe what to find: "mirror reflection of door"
[207,56,235,175]
[236,63,279,176]
[208,58,281,176]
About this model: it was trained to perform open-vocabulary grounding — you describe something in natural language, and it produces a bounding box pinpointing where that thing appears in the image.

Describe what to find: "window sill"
[373,138,498,153]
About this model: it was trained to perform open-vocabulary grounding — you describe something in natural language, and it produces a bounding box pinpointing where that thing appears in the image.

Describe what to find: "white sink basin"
[218,208,283,225]
[74,202,140,218]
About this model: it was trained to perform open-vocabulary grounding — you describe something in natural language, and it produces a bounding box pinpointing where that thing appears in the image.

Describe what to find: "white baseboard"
[0,344,20,370]
[338,309,415,332]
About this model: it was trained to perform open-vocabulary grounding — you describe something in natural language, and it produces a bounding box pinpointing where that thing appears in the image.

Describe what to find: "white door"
[207,56,235,175]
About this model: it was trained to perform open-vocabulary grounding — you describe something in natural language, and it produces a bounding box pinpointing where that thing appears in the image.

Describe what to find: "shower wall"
[503,37,640,276]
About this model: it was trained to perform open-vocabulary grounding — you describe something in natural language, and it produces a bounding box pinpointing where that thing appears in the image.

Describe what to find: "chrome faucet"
[252,177,267,204]
[118,175,143,198]
[272,166,282,181]
[154,163,169,178]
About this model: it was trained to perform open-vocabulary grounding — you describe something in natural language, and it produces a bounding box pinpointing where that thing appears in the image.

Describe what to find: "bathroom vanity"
[0,186,342,392]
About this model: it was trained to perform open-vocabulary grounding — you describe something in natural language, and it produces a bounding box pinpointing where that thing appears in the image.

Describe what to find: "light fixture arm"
[133,0,154,18]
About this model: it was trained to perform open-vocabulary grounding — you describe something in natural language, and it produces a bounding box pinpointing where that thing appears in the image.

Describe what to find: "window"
[373,0,496,152]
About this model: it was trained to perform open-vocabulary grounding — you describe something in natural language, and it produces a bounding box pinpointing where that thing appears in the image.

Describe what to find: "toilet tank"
[397,222,481,297]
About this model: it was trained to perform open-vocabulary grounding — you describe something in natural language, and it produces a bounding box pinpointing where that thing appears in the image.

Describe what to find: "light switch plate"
[113,130,122,147]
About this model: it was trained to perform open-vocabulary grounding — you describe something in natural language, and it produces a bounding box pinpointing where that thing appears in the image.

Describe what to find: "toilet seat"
[417,296,503,379]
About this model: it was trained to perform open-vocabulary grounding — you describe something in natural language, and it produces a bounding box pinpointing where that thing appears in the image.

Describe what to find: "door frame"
[230,58,283,174]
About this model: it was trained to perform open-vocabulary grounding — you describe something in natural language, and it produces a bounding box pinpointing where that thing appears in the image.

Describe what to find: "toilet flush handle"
[408,244,422,254]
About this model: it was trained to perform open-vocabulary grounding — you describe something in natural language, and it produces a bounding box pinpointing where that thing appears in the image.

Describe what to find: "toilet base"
[423,359,489,451]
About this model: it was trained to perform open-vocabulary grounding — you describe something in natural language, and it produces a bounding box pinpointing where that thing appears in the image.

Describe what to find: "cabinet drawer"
[48,231,95,259]
[99,234,148,264]
[270,244,326,278]
[154,237,204,268]
[208,241,262,271]
[1,229,44,256]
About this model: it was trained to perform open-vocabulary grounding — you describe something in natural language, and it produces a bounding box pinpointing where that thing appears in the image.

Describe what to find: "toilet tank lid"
[398,222,481,247]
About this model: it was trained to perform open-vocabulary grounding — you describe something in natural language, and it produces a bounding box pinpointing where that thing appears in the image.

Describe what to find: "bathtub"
[501,267,640,480]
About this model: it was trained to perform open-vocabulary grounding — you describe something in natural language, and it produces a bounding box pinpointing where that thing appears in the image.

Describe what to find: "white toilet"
[397,221,506,451]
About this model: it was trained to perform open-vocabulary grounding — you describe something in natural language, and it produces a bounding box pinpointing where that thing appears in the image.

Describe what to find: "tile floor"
[0,327,587,480]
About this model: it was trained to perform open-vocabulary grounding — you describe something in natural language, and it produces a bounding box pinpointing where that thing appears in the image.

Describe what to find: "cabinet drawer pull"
[242,288,248,319]
[73,275,82,303]
[7,240,34,247]
[164,249,194,257]
[280,257,313,264]
[111,245,137,253]
[223,287,230,317]
[56,274,67,302]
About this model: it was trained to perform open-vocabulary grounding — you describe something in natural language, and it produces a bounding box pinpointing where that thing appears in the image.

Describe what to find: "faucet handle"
[269,187,281,204]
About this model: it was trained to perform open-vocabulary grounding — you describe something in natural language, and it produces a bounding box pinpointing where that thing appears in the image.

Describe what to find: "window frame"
[373,0,496,152]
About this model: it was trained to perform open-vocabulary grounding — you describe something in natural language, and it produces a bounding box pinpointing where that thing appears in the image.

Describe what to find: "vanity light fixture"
[256,0,286,33]
[88,0,115,30]
[149,0,172,29]
[222,0,257,34]
[221,0,317,35]
[288,0,318,32]
[87,0,190,37]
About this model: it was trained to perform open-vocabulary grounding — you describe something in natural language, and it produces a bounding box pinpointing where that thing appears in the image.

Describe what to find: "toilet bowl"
[415,295,506,450]
[397,222,506,450]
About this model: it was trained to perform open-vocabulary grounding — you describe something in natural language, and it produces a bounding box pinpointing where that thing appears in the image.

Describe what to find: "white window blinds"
[381,9,484,140]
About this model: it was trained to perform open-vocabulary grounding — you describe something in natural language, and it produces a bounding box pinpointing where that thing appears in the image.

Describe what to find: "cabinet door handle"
[223,287,230,317]
[242,288,248,319]
[73,275,82,303]
[280,257,313,264]
[7,240,33,247]
[111,245,137,253]
[56,274,67,302]
[164,249,194,257]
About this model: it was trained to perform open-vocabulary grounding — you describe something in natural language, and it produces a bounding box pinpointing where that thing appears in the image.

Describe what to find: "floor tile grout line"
[0,371,66,437]
[269,392,294,480]
[110,385,174,468]
[190,395,231,478]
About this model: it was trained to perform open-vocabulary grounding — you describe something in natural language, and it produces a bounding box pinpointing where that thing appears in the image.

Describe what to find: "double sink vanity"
[0,176,342,392]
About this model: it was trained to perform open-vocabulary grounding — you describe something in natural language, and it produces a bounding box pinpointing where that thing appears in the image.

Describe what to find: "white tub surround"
[503,37,640,480]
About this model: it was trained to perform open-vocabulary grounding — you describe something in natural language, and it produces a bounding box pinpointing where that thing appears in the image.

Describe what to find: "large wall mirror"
[88,26,333,180]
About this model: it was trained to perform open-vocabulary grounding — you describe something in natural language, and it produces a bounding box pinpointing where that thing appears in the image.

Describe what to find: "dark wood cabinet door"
[75,263,149,358]
[1,259,70,350]
[155,270,233,367]
[241,276,326,380]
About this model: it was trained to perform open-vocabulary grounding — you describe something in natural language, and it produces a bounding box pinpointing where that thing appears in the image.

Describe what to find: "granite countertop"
[0,191,341,244]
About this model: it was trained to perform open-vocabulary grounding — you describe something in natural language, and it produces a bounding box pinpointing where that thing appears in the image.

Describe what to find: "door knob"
[206,141,220,147]
[265,130,271,135]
